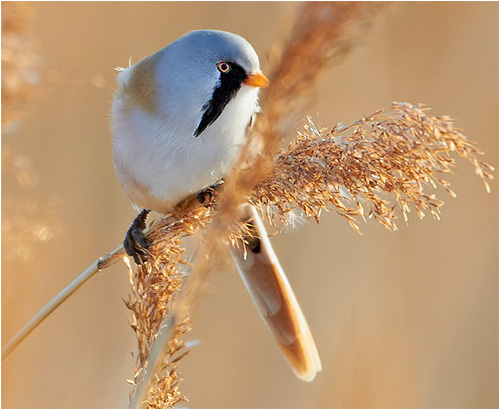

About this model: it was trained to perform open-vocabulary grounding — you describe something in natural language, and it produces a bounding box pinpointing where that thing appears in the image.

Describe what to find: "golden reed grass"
[254,102,494,233]
[125,3,383,406]
[1,2,492,408]
[123,2,492,408]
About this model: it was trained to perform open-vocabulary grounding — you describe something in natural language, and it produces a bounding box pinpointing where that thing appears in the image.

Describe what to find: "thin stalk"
[1,245,125,361]
[129,316,176,409]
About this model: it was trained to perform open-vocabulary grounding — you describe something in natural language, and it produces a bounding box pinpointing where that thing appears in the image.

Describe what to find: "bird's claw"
[124,209,152,264]
[197,181,224,207]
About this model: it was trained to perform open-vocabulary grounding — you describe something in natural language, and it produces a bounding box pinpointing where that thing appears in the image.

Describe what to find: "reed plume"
[125,203,214,407]
[261,1,383,138]
[0,2,492,408]
[129,100,492,406]
[253,102,493,233]
[123,2,492,408]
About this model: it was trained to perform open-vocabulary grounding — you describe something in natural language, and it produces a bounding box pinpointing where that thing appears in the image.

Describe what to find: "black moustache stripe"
[194,63,248,137]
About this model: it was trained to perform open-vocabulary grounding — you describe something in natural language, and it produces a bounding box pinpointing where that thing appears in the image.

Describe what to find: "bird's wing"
[229,205,322,381]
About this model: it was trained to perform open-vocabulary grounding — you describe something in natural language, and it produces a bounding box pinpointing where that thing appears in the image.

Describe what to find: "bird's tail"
[229,205,321,381]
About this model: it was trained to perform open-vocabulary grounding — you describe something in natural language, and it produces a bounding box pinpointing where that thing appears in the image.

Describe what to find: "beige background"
[2,2,498,408]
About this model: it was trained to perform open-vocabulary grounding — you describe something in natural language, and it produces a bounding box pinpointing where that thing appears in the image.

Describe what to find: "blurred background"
[2,2,498,408]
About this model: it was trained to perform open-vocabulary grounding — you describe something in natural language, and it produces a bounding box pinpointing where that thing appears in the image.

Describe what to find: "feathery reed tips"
[252,102,493,233]
[126,100,492,406]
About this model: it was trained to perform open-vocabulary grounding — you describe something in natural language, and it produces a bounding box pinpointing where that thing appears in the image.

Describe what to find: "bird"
[111,29,321,381]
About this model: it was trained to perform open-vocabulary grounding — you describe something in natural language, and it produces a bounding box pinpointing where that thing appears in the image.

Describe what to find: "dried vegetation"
[123,2,492,408]
[253,102,493,233]
[1,2,493,408]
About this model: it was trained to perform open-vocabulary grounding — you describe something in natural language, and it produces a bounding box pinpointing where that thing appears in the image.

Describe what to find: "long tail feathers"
[229,205,321,381]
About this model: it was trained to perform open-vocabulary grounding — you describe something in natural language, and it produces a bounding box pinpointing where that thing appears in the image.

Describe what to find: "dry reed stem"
[131,98,492,407]
[126,3,383,406]
[141,316,191,409]
[135,3,380,389]
[125,202,215,406]
[2,244,126,361]
[260,1,382,138]
[0,1,491,407]
[124,2,492,408]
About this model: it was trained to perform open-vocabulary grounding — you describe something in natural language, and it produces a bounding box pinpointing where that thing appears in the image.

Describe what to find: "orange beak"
[244,71,270,88]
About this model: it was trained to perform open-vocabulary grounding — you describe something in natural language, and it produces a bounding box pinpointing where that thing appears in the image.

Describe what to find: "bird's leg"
[196,180,224,206]
[124,209,153,264]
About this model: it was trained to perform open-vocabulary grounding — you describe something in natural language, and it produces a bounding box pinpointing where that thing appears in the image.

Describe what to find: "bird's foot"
[124,209,153,264]
[197,181,224,207]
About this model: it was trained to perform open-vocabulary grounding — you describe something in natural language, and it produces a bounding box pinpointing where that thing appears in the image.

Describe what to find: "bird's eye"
[217,62,231,73]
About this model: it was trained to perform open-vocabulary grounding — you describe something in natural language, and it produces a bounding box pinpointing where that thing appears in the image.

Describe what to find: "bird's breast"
[112,82,259,213]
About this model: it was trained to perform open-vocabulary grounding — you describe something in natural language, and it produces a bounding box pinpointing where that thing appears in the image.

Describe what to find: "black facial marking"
[194,62,248,137]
